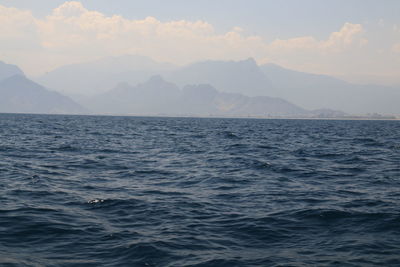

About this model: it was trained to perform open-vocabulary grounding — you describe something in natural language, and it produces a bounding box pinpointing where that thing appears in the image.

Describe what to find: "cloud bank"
[0,1,397,78]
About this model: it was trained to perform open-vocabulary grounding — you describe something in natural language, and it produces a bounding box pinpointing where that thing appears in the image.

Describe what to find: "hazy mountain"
[167,58,276,97]
[308,108,347,118]
[85,76,310,117]
[336,73,400,88]
[0,61,25,81]
[32,56,400,115]
[36,55,175,96]
[260,63,400,114]
[83,75,181,114]
[216,93,308,117]
[179,84,220,115]
[0,75,86,114]
[180,84,309,116]
[164,58,400,115]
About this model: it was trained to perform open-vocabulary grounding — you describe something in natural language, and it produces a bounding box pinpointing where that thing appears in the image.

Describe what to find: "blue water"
[1,114,400,266]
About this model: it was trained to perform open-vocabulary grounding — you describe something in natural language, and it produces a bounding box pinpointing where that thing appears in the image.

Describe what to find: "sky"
[0,0,399,84]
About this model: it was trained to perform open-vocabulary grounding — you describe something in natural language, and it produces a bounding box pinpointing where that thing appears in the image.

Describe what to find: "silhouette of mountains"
[2,58,316,117]
[168,59,399,114]
[260,63,400,114]
[0,61,24,81]
[167,58,276,97]
[37,55,175,96]
[82,75,318,117]
[85,75,181,114]
[0,73,85,114]
[36,55,400,115]
[2,56,399,117]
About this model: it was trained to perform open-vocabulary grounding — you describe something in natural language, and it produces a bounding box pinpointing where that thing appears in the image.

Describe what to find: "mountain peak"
[168,57,273,97]
[237,57,259,70]
[0,61,25,81]
[241,57,257,65]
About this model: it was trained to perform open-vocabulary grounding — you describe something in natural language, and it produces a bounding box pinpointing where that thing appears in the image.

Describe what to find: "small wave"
[1,114,400,266]
[87,199,105,204]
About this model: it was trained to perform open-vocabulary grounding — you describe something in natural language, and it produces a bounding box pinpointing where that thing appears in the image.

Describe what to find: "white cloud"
[323,23,367,50]
[52,1,87,17]
[0,1,373,76]
[269,23,366,53]
[0,5,38,46]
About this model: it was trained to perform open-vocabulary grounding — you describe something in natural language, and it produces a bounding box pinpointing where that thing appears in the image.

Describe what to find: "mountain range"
[36,55,175,96]
[81,75,316,117]
[260,63,400,115]
[0,55,399,117]
[0,62,85,114]
[35,55,400,115]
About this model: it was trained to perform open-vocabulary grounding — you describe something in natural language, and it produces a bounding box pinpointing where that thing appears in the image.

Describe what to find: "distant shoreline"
[1,112,399,121]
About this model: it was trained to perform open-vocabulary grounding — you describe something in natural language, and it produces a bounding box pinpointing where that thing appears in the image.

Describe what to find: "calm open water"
[0,113,400,266]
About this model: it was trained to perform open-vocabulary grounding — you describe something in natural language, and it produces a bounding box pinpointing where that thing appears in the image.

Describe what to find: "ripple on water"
[0,114,400,266]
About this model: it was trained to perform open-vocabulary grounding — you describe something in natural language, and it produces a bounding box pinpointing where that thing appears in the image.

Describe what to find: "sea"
[0,113,399,266]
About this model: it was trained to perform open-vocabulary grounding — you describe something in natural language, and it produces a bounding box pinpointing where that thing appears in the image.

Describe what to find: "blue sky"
[0,0,399,84]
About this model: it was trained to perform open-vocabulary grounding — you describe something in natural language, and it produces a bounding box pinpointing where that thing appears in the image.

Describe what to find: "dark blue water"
[1,114,400,266]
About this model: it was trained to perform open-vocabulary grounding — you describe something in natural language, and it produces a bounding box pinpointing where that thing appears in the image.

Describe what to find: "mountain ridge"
[35,55,176,96]
[0,74,86,114]
[0,61,25,81]
[34,55,400,115]
[1,55,397,116]
[81,75,320,117]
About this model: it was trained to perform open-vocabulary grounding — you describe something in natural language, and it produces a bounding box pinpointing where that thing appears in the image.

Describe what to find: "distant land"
[36,55,175,96]
[36,55,400,116]
[0,62,85,114]
[81,75,312,117]
[0,57,399,119]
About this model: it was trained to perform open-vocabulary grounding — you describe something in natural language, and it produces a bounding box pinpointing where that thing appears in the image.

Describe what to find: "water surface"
[1,114,399,266]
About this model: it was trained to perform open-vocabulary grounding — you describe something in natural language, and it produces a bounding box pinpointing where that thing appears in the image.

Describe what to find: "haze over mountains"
[260,64,400,115]
[36,55,400,116]
[0,62,24,81]
[36,55,175,96]
[1,55,399,117]
[170,59,400,115]
[0,62,85,114]
[167,58,276,97]
[82,75,312,117]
